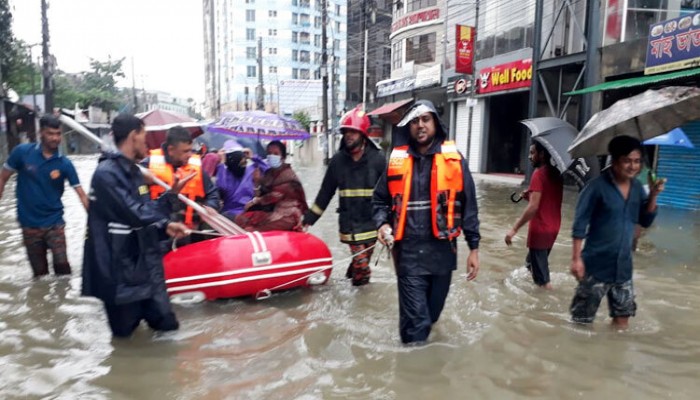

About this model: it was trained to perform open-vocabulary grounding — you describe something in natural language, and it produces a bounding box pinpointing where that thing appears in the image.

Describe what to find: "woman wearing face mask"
[235,141,308,232]
[215,141,267,220]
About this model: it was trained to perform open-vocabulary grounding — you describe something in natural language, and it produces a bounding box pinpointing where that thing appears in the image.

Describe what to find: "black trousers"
[103,291,179,338]
[397,274,452,344]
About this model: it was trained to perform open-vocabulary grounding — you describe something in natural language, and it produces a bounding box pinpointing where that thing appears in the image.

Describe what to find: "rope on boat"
[255,242,389,300]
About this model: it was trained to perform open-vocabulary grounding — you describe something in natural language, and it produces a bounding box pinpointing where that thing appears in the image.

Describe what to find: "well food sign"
[477,59,533,94]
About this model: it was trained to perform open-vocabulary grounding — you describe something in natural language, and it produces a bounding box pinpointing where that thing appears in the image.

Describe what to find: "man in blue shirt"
[0,115,89,277]
[570,135,665,329]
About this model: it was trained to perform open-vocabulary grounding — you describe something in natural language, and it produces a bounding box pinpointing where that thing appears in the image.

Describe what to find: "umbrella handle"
[510,192,523,203]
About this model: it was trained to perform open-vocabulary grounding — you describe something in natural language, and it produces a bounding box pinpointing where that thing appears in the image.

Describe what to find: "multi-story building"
[202,0,347,119]
[345,0,393,108]
[376,0,448,113]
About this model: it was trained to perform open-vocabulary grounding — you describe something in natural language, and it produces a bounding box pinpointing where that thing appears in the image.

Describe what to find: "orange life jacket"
[148,149,205,228]
[387,141,464,241]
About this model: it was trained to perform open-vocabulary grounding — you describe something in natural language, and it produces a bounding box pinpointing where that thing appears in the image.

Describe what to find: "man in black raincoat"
[82,114,190,338]
[302,106,386,286]
[373,100,480,344]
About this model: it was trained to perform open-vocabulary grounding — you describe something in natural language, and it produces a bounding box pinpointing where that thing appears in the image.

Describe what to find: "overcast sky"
[10,0,205,102]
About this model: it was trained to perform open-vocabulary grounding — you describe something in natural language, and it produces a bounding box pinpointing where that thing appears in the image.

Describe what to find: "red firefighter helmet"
[339,106,371,136]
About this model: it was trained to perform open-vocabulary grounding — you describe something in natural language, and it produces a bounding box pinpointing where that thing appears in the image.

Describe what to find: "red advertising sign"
[477,59,533,94]
[604,0,622,44]
[455,25,475,74]
[391,8,440,33]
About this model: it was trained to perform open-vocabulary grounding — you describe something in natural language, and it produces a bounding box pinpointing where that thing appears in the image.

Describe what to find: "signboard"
[391,8,440,33]
[455,25,475,74]
[414,64,442,89]
[279,79,323,117]
[645,11,700,75]
[376,76,415,98]
[477,59,533,94]
[447,75,473,99]
[604,0,622,45]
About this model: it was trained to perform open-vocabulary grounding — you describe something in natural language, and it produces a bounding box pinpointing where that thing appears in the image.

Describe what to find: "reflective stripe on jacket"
[148,149,205,227]
[387,141,463,241]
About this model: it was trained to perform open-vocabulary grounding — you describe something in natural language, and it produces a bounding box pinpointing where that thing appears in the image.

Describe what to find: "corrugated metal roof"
[565,68,700,96]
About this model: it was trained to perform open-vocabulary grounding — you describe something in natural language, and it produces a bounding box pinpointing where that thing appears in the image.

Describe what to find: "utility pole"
[131,57,138,113]
[580,0,601,126]
[361,0,369,111]
[256,37,265,110]
[465,0,479,167]
[0,40,7,159]
[321,0,329,165]
[41,0,54,114]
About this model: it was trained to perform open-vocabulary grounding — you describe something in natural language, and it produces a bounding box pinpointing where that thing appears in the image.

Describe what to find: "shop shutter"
[467,100,484,173]
[656,121,700,210]
[455,101,469,156]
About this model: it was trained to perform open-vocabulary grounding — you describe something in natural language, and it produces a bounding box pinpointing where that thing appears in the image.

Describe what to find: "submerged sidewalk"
[473,173,525,186]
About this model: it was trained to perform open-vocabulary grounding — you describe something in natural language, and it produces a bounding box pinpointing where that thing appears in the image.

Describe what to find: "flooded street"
[1,154,700,399]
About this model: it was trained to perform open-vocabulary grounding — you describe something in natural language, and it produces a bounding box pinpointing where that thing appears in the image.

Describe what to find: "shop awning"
[367,98,414,116]
[564,67,700,96]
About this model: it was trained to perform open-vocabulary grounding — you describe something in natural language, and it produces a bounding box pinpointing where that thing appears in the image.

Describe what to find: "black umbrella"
[520,117,599,190]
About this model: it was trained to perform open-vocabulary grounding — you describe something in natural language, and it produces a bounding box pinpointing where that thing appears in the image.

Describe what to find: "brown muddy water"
[0,154,699,399]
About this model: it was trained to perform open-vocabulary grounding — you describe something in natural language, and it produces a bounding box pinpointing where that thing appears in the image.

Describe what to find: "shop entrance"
[486,91,529,173]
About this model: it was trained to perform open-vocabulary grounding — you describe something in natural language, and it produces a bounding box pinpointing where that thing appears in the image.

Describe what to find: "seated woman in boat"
[216,140,267,220]
[235,141,308,232]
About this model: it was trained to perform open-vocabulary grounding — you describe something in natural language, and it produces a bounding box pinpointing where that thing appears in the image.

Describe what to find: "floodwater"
[1,154,699,399]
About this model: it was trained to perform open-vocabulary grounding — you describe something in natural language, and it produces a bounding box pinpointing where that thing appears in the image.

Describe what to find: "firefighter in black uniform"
[302,106,386,286]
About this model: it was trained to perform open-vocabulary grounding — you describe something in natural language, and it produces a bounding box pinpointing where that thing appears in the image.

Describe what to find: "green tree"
[51,57,126,111]
[292,110,311,132]
[0,0,14,88]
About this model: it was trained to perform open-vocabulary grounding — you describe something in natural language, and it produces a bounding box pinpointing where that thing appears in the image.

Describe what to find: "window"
[314,69,321,79]
[300,50,310,62]
[247,66,256,77]
[268,10,277,17]
[292,0,297,5]
[246,47,256,59]
[292,68,299,79]
[245,0,254,3]
[269,66,278,73]
[314,16,321,28]
[300,0,310,8]
[292,50,299,61]
[314,52,321,63]
[314,34,321,47]
[335,21,340,33]
[300,32,310,44]
[246,28,256,41]
[405,33,435,64]
[300,13,310,26]
[333,39,340,52]
[268,29,277,36]
[392,40,403,70]
[268,47,277,55]
[246,10,255,21]
[292,13,299,25]
[407,0,436,12]
[299,69,310,79]
[335,4,341,15]
[292,32,299,43]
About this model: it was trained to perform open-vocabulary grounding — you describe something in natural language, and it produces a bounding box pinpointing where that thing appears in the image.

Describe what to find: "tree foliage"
[292,110,311,132]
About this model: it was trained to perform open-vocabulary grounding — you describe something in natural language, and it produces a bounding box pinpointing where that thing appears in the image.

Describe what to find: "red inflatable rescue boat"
[164,231,333,304]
